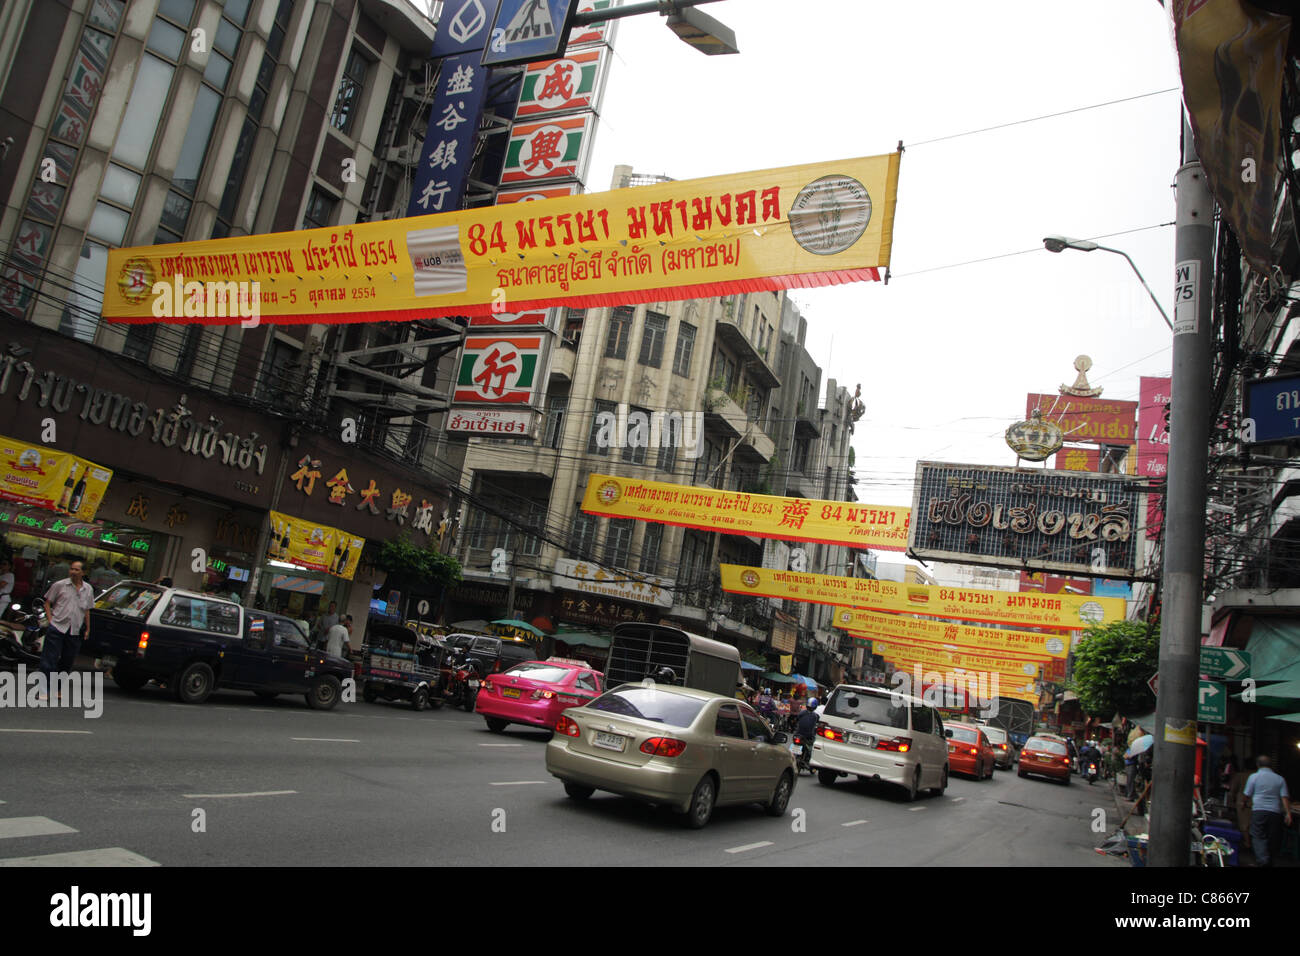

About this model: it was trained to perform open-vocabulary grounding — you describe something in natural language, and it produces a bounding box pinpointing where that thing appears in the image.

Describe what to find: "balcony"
[714,312,781,389]
[549,341,576,382]
[463,435,556,480]
[794,400,821,439]
[737,424,775,463]
[705,387,747,438]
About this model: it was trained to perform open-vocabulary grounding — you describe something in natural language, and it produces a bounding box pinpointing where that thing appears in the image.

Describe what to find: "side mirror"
[944,728,953,738]
[771,732,788,745]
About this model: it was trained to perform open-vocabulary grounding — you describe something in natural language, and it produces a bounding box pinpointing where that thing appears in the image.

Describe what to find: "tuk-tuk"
[360,621,452,711]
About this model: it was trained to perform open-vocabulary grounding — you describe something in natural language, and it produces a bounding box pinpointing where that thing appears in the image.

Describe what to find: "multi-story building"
[0,0,463,625]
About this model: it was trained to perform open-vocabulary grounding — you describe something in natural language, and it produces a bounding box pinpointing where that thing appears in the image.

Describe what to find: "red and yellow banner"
[870,638,1046,676]
[0,435,112,522]
[835,607,1067,659]
[267,511,362,581]
[881,657,1042,704]
[103,154,900,326]
[583,475,910,551]
[720,565,1126,631]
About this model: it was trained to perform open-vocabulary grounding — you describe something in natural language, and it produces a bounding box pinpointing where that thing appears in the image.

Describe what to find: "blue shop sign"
[1243,374,1300,444]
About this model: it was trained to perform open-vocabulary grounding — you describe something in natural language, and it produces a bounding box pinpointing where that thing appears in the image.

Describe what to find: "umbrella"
[449,619,490,632]
[490,618,546,638]
[1125,734,1154,759]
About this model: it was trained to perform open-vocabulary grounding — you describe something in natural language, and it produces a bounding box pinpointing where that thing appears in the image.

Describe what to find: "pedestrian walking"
[40,560,95,699]
[323,615,353,659]
[1244,755,1292,867]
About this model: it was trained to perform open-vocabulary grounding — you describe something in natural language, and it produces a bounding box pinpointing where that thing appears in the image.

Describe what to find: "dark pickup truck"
[84,581,352,709]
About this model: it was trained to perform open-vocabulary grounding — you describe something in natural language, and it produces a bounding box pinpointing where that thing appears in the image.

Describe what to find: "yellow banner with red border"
[0,434,112,522]
[880,659,1043,704]
[720,564,1125,631]
[267,511,363,581]
[836,607,1068,659]
[872,639,1046,679]
[583,475,910,551]
[104,154,900,326]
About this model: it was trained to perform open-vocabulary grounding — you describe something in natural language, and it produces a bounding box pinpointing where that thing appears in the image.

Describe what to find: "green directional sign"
[1200,647,1251,680]
[1198,680,1227,723]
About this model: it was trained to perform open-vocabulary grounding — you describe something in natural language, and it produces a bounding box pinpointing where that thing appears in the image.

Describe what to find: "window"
[61,241,106,342]
[244,614,269,651]
[159,595,241,635]
[87,202,129,245]
[621,405,650,464]
[672,322,696,376]
[466,506,492,551]
[302,187,337,230]
[605,306,632,359]
[637,311,668,367]
[640,523,662,574]
[569,512,597,557]
[656,441,677,475]
[679,531,711,590]
[100,165,140,206]
[173,84,222,196]
[122,325,156,362]
[711,351,737,392]
[519,501,545,557]
[330,47,370,134]
[588,399,616,455]
[576,672,599,693]
[113,54,173,168]
[273,619,309,649]
[715,704,745,739]
[911,705,933,734]
[793,437,810,475]
[543,392,567,448]
[741,707,771,742]
[562,308,583,345]
[605,518,634,567]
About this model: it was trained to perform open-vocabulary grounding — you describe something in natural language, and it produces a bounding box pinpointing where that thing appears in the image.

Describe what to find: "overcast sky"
[583,0,1182,508]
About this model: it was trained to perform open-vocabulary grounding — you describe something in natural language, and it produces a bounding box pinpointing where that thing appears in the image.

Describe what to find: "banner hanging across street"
[875,645,1043,684]
[103,154,901,326]
[720,564,1126,631]
[581,473,910,550]
[0,434,112,522]
[833,606,1068,659]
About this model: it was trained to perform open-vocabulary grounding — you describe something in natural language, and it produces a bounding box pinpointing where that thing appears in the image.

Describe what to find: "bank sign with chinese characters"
[907,462,1146,580]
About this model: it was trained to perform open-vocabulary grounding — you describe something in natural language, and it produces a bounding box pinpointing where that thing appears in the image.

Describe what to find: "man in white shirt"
[323,616,353,659]
[40,559,95,698]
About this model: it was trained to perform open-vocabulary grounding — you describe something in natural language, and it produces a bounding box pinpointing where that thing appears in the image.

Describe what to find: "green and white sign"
[1198,679,1227,723]
[1200,647,1251,680]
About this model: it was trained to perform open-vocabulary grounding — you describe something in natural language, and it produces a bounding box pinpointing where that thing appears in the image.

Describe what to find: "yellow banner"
[0,435,112,522]
[835,607,1067,659]
[873,640,1044,679]
[583,475,910,551]
[881,656,1042,703]
[267,511,363,581]
[720,565,1125,631]
[104,154,900,326]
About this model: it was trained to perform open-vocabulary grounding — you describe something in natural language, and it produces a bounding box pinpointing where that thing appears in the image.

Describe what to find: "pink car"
[476,658,606,733]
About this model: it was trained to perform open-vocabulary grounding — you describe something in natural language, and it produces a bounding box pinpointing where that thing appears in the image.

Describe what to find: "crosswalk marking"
[0,848,159,867]
[0,817,77,839]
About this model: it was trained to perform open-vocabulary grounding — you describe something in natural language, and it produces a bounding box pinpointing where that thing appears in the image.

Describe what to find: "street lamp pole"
[1042,235,1173,330]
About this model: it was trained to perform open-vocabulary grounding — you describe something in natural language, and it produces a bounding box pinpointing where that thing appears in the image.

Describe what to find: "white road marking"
[950,797,965,803]
[0,817,77,839]
[489,781,546,786]
[908,806,926,812]
[841,819,869,827]
[291,737,360,743]
[725,841,774,854]
[0,847,159,867]
[248,709,276,714]
[480,743,523,747]
[181,790,298,799]
[0,728,92,735]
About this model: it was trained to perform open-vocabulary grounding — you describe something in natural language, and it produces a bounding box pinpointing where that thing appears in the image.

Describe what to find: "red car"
[1017,734,1073,785]
[945,722,996,780]
[476,658,605,733]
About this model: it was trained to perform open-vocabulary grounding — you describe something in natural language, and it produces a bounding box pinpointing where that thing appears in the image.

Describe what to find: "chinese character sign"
[407,52,493,218]
[1137,376,1170,541]
[454,334,544,404]
[103,154,902,326]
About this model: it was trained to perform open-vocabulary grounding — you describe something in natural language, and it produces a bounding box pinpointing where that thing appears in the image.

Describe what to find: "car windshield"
[585,687,706,728]
[983,728,1008,743]
[504,663,572,683]
[1026,737,1067,755]
[949,726,979,743]
[94,583,163,618]
[825,688,909,729]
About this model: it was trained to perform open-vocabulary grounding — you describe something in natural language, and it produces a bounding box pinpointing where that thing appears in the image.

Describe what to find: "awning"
[1233,678,1300,708]
[790,673,819,692]
[1242,617,1300,682]
[1266,713,1300,724]
[553,631,610,650]
[739,660,764,672]
[761,671,803,685]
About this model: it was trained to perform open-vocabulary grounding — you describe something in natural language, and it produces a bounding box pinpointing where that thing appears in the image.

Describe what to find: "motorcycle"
[793,733,814,775]
[1084,759,1100,784]
[445,655,484,712]
[0,600,44,670]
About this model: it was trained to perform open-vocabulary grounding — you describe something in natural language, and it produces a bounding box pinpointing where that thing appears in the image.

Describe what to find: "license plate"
[849,732,874,747]
[468,680,479,688]
[502,688,521,698]
[97,656,117,669]
[1038,755,1052,762]
[593,731,626,752]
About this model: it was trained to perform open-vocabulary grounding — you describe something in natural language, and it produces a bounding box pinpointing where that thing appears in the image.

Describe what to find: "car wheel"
[363,685,379,703]
[306,675,341,711]
[904,766,922,802]
[817,769,837,787]
[462,689,478,712]
[684,774,717,829]
[412,687,429,712]
[564,781,594,800]
[112,665,149,693]
[174,662,214,704]
[254,690,279,700]
[766,771,794,817]
[930,765,948,797]
[485,717,508,733]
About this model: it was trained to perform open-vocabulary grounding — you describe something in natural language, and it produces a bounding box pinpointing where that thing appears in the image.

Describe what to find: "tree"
[1068,618,1159,718]
[376,533,462,599]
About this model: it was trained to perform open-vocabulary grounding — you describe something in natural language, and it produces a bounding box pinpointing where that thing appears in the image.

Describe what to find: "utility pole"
[1149,116,1214,866]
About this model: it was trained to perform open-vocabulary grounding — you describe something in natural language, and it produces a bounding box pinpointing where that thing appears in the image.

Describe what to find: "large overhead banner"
[720,564,1126,631]
[833,606,1068,659]
[582,474,910,551]
[103,154,901,326]
[907,461,1146,579]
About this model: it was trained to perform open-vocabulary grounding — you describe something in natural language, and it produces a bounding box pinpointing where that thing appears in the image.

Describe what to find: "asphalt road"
[0,684,1129,867]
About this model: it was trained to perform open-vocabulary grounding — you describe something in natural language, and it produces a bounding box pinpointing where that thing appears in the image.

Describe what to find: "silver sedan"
[545,683,796,828]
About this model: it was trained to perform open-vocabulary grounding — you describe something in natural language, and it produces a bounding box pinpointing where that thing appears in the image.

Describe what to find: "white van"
[809,684,949,800]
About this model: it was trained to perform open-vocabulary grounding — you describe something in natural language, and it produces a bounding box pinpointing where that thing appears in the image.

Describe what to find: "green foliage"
[377,534,462,591]
[1068,618,1159,718]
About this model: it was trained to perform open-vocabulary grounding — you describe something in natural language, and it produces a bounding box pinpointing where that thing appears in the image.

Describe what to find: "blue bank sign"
[1243,374,1300,444]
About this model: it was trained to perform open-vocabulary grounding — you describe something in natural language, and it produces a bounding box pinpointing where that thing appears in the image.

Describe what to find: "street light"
[571,1,739,55]
[1042,234,1173,330]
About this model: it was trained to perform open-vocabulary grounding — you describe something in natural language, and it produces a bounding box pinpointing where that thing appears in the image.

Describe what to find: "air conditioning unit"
[385,145,416,165]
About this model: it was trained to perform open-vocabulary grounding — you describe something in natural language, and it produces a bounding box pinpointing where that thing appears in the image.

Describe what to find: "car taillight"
[482,680,493,692]
[876,736,912,753]
[997,743,1007,750]
[639,736,687,758]
[136,630,150,655]
[555,714,580,737]
[816,722,844,742]
[531,689,555,699]
[1061,757,1071,765]
[968,747,978,756]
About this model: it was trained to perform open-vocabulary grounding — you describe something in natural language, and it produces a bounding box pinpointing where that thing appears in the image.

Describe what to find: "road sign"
[481,0,573,66]
[1198,680,1226,723]
[417,599,430,616]
[1148,672,1159,697]
[1200,647,1251,680]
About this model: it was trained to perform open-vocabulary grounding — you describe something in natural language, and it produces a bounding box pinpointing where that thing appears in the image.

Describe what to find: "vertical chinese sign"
[1137,376,1170,540]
